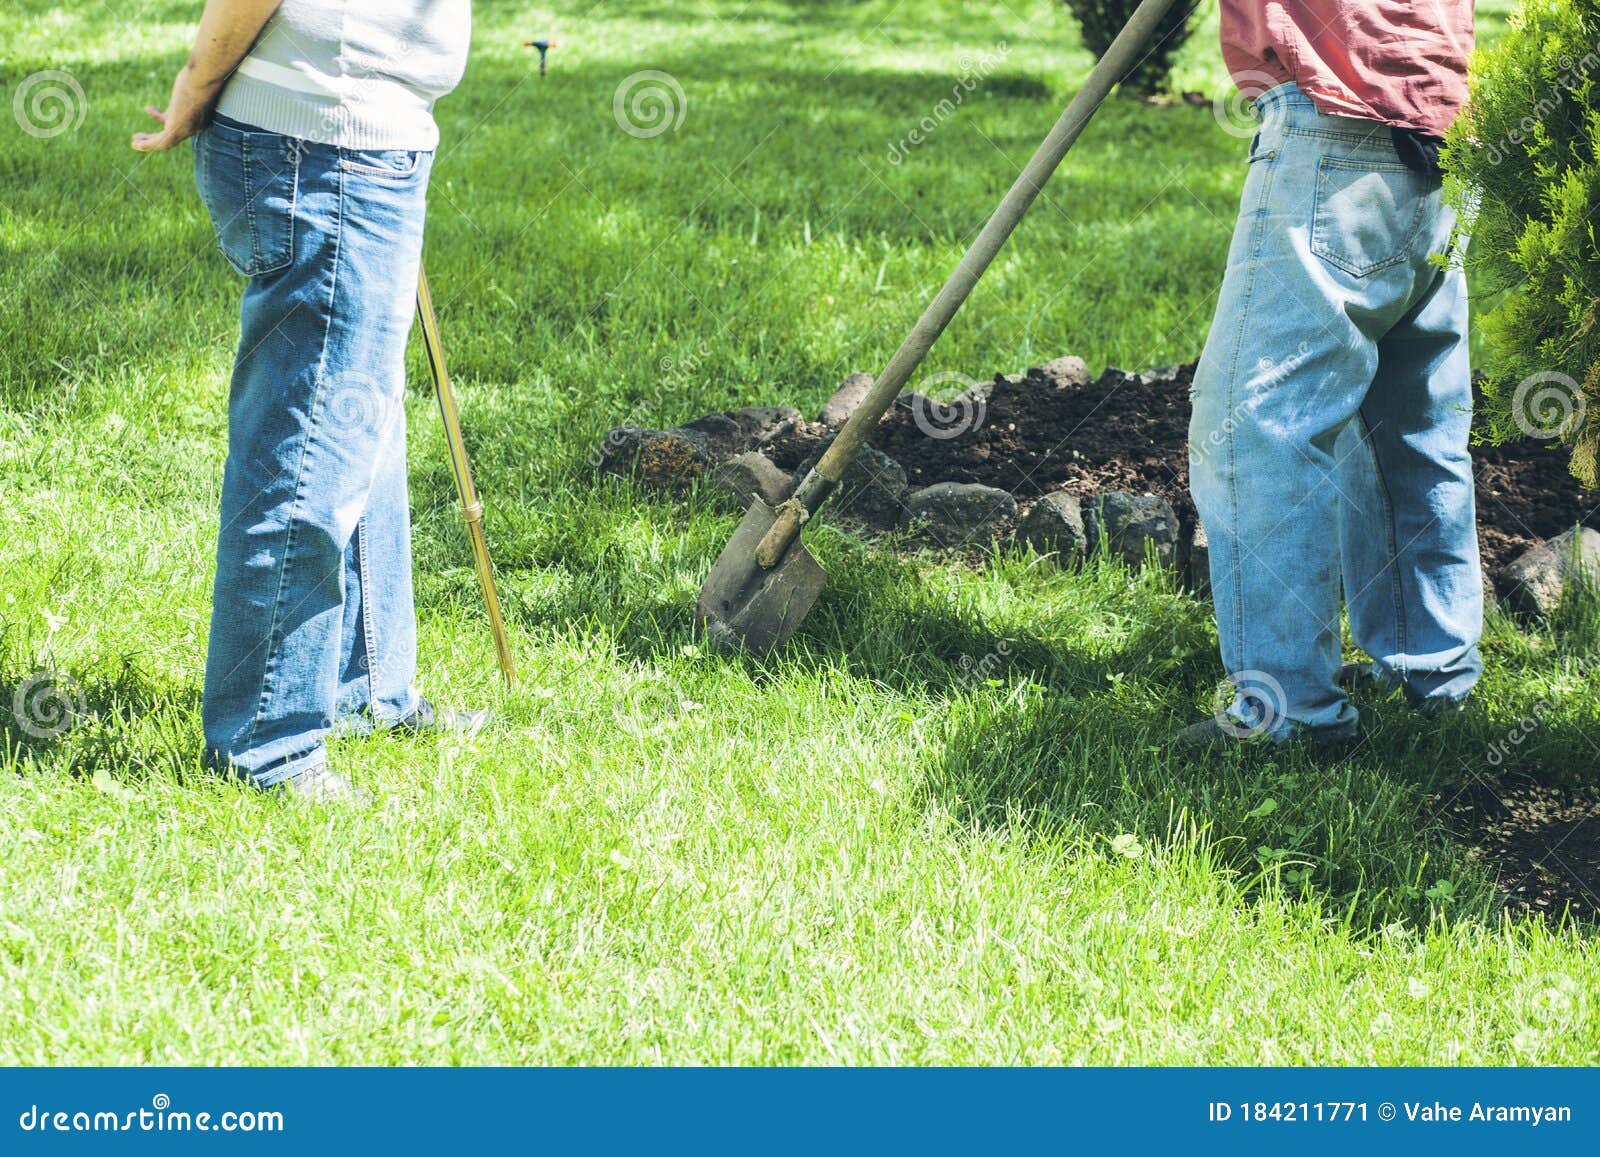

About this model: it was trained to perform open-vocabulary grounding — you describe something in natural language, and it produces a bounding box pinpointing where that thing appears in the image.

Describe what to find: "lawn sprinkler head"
[521,38,560,77]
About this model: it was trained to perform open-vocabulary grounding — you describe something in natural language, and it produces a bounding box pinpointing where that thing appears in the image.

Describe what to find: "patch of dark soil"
[1439,777,1600,921]
[1472,442,1599,578]
[761,363,1600,572]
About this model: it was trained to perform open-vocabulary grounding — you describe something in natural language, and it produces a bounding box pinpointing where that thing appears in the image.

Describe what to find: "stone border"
[597,366,1590,615]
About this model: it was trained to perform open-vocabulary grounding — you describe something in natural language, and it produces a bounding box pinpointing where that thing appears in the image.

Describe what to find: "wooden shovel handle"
[792,0,1182,513]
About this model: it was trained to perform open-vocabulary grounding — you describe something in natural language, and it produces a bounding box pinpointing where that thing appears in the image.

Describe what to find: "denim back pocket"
[1310,156,1426,277]
[194,121,299,278]
[340,148,423,180]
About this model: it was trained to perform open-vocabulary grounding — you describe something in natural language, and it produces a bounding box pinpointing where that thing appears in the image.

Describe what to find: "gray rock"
[1499,526,1600,617]
[677,413,743,457]
[1026,355,1091,390]
[818,372,874,426]
[1187,523,1211,596]
[732,405,803,446]
[1087,492,1179,570]
[836,447,909,529]
[939,376,997,407]
[903,482,1017,547]
[713,451,792,510]
[798,444,908,530]
[1138,363,1189,386]
[598,427,713,490]
[1017,491,1087,563]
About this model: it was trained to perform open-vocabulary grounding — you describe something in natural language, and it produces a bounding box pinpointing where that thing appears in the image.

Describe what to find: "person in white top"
[133,1,484,802]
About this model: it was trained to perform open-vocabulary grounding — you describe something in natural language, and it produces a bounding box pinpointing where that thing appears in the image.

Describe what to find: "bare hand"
[131,70,213,152]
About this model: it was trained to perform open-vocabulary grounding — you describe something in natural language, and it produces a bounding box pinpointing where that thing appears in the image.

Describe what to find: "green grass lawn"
[3,0,1596,1064]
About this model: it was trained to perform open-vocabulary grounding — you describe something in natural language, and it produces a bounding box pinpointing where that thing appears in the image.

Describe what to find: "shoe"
[1338,662,1469,714]
[394,697,489,740]
[1337,661,1377,689]
[1170,715,1276,751]
[280,765,367,804]
[1170,715,1357,753]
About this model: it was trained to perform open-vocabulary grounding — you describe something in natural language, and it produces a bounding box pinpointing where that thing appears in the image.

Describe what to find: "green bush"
[1444,0,1600,484]
[1061,0,1196,96]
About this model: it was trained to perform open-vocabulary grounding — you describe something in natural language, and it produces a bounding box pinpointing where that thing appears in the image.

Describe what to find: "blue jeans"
[1188,84,1483,740]
[195,115,431,786]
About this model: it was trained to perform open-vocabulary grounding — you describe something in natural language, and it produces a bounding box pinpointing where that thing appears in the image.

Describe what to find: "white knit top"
[215,0,472,150]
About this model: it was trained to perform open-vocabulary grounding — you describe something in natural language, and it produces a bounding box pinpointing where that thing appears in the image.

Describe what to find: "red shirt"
[1221,1,1475,136]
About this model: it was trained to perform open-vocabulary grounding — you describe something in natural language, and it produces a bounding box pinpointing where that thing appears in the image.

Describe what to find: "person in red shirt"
[1223,1,1473,137]
[1180,3,1482,747]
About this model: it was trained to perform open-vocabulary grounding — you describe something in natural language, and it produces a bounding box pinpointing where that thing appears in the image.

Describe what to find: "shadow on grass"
[472,459,1600,934]
[0,661,202,782]
[409,452,1600,937]
[916,646,1600,934]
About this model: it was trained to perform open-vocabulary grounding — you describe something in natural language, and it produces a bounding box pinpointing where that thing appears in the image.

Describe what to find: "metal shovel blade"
[696,498,828,654]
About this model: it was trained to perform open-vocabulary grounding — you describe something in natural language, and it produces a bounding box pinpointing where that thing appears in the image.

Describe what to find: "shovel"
[697,0,1181,653]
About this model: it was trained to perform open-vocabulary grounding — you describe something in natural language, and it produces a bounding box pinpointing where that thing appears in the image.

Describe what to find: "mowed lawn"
[2,0,1596,1064]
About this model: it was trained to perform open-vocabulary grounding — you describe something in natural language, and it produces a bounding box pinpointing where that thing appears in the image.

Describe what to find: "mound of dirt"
[762,362,1598,574]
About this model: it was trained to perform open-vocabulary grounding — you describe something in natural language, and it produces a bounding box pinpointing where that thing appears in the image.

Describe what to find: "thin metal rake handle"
[417,263,518,686]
